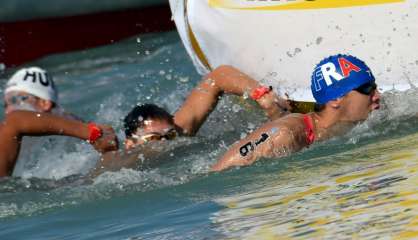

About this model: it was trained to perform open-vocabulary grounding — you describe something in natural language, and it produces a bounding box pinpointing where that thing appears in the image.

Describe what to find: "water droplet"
[179,77,189,83]
[137,154,145,163]
[240,133,247,139]
[232,104,241,113]
[316,37,323,45]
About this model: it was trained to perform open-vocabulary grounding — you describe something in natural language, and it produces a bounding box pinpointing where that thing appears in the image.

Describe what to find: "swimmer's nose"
[371,89,381,110]
[373,89,381,101]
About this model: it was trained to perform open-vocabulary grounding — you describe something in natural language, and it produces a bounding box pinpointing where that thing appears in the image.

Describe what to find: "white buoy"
[170,0,418,102]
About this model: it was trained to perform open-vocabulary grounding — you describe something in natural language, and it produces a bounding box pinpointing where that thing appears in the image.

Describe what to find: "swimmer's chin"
[371,103,380,111]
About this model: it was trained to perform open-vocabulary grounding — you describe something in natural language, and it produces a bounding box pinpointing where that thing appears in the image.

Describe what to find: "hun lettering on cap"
[23,70,51,87]
[313,57,361,92]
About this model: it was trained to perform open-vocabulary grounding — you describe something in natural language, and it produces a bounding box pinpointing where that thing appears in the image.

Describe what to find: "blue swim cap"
[311,54,375,104]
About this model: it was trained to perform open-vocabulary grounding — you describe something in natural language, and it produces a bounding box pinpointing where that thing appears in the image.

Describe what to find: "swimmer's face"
[342,83,380,121]
[4,91,54,114]
[124,118,176,150]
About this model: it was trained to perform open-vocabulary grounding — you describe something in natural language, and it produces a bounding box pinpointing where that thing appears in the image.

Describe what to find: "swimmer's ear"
[38,99,54,112]
[328,98,342,109]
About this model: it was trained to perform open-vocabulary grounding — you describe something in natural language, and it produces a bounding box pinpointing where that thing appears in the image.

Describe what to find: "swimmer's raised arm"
[174,65,290,135]
[211,117,306,171]
[0,111,118,177]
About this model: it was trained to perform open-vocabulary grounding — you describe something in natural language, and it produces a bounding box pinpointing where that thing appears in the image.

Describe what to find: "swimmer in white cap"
[0,67,117,178]
[3,67,78,120]
[4,67,58,113]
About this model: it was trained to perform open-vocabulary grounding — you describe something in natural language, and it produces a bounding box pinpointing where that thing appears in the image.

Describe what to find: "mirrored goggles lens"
[4,95,38,113]
[6,95,31,105]
[4,103,38,112]
[355,82,377,96]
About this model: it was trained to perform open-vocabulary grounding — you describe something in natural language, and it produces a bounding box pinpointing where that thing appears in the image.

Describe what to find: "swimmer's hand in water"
[256,91,292,120]
[91,125,119,153]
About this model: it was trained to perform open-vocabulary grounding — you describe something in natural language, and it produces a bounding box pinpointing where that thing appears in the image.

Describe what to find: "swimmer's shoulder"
[267,113,308,145]
[271,113,306,131]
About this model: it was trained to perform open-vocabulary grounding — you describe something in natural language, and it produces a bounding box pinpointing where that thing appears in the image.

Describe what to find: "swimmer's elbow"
[207,65,239,81]
[211,158,253,172]
[2,113,20,137]
[211,152,255,172]
[211,65,236,75]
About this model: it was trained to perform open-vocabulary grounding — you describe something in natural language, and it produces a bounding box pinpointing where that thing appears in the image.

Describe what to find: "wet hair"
[123,104,174,138]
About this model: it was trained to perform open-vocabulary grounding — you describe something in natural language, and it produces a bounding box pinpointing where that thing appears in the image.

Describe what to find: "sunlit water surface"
[0,31,417,239]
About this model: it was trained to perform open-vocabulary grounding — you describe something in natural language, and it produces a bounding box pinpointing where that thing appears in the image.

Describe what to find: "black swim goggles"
[354,82,377,96]
[4,94,38,110]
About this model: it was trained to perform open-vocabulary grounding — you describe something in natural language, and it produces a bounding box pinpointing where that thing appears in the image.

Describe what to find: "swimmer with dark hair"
[91,65,291,175]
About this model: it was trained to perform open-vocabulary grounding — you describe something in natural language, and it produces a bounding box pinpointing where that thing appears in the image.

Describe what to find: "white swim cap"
[5,67,58,103]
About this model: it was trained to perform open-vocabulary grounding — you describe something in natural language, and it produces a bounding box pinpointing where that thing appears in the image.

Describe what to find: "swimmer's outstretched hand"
[91,125,119,153]
[256,91,292,120]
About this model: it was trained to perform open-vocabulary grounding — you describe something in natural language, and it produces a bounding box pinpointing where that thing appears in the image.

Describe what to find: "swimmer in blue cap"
[212,54,381,171]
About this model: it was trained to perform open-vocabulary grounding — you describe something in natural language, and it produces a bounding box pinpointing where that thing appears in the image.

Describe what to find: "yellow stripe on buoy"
[209,0,404,10]
[185,0,212,71]
[188,25,212,71]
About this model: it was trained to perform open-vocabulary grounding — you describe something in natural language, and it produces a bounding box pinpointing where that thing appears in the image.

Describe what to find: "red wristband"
[251,86,272,100]
[87,122,102,143]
